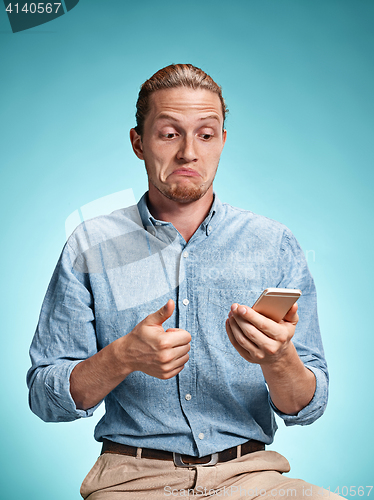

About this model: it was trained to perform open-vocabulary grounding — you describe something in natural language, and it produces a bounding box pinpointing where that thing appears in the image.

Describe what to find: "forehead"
[146,87,223,125]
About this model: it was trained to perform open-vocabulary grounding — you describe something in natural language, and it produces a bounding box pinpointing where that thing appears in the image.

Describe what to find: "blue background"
[1,0,373,498]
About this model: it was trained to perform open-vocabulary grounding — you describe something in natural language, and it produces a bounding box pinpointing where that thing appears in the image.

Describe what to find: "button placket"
[177,246,195,427]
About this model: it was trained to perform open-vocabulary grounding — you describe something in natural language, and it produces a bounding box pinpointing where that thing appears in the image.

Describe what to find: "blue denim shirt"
[27,193,328,457]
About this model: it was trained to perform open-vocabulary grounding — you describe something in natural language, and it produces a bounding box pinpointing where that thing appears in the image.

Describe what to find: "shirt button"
[183,298,189,306]
[207,226,212,234]
[183,251,189,258]
[198,433,204,440]
[185,394,192,401]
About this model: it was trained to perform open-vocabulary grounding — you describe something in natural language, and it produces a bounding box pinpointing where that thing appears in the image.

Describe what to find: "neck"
[147,185,214,242]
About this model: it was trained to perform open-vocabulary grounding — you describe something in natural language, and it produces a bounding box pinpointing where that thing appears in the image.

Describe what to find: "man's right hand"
[119,299,191,379]
[70,299,191,410]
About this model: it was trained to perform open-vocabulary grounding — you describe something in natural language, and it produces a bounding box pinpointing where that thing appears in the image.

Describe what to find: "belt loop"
[136,447,142,459]
[236,445,242,458]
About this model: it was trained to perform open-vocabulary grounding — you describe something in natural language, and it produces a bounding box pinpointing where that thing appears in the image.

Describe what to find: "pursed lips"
[170,167,201,177]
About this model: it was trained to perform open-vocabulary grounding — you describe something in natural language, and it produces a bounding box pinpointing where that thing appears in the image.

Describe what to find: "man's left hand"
[226,303,316,415]
[225,303,298,366]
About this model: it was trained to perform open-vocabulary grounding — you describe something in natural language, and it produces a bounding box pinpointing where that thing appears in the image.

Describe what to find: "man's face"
[130,87,226,203]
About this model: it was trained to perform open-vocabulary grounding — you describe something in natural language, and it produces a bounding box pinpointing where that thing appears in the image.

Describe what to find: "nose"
[176,135,197,163]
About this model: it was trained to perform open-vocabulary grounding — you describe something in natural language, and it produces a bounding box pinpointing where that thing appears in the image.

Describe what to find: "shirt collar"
[137,191,224,238]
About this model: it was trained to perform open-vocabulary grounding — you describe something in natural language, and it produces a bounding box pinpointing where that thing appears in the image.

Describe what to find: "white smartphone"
[252,288,301,322]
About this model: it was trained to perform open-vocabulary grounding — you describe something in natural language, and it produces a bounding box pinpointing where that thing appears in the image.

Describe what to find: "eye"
[161,132,178,139]
[200,134,213,140]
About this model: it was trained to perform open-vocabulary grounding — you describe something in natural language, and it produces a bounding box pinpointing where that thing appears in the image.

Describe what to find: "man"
[28,64,335,499]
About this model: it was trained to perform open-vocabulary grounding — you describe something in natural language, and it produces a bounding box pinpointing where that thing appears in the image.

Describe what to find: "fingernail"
[238,306,246,315]
[228,311,233,318]
[231,303,238,312]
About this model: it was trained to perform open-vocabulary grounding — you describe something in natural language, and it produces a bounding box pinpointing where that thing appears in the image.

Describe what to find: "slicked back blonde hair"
[135,64,228,135]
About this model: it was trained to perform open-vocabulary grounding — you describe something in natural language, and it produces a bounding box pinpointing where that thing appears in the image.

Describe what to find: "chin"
[161,183,210,203]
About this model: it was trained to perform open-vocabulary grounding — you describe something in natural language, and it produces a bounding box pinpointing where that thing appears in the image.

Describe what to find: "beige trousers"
[80,450,340,500]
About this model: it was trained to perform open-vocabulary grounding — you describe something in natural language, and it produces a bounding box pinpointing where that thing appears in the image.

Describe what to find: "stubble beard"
[148,164,218,203]
[152,180,211,203]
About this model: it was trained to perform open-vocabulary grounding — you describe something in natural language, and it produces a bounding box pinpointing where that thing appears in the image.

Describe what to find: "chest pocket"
[199,288,263,359]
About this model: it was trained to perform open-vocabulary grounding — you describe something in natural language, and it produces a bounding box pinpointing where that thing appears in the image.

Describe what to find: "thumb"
[145,299,175,326]
[283,303,299,323]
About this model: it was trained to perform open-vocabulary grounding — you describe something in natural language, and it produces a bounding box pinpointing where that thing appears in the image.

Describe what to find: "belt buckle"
[173,452,219,467]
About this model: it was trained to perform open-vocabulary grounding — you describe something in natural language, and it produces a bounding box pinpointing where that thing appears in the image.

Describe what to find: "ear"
[222,129,227,148]
[130,128,144,160]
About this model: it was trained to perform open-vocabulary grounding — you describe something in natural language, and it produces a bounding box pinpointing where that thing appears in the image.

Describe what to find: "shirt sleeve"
[268,228,329,426]
[27,241,101,422]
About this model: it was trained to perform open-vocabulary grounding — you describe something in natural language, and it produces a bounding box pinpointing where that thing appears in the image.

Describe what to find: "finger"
[231,304,282,340]
[226,319,259,362]
[231,305,295,349]
[159,362,187,380]
[228,315,263,353]
[145,299,175,326]
[226,318,246,356]
[158,352,190,378]
[282,303,299,324]
[230,314,287,361]
[164,328,192,346]
[168,343,191,361]
[173,352,190,367]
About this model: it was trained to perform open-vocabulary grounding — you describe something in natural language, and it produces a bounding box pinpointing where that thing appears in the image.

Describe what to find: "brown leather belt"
[101,438,265,467]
